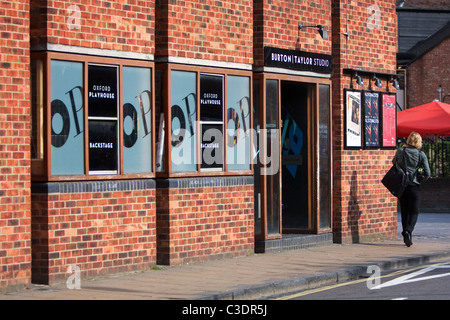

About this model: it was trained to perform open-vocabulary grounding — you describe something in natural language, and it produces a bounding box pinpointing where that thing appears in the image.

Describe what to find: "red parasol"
[397,101,450,138]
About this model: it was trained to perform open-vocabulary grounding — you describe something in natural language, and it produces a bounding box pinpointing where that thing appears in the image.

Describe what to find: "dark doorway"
[281,81,310,230]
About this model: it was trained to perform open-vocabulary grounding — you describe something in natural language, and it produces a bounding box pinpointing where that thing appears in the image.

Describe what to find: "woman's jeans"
[399,184,421,234]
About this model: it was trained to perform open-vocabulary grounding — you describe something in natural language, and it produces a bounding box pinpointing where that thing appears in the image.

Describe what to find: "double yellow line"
[275,260,450,300]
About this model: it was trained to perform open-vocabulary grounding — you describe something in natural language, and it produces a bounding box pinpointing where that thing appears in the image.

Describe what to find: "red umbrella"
[397,101,450,138]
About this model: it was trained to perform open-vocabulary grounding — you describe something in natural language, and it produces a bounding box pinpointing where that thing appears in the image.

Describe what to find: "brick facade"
[253,0,332,63]
[0,0,401,289]
[31,180,156,284]
[331,0,398,243]
[155,0,252,64]
[0,0,32,290]
[407,37,450,107]
[30,0,154,55]
[156,177,254,265]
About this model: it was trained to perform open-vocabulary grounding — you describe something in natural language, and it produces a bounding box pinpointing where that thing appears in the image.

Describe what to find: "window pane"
[123,66,152,173]
[50,60,84,175]
[171,70,197,172]
[227,75,250,171]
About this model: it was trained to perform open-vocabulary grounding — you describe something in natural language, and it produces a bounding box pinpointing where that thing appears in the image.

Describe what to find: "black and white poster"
[88,65,119,173]
[88,65,118,118]
[200,74,224,170]
[88,121,118,172]
[200,74,223,122]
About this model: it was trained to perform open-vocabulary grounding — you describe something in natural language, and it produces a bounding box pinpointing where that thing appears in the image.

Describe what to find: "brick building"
[396,0,450,109]
[1,0,400,290]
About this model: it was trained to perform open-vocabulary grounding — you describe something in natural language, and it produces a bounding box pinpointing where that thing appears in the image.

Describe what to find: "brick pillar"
[0,0,32,290]
[331,0,399,243]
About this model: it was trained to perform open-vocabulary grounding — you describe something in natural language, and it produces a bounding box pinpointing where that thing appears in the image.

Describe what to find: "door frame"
[253,72,332,241]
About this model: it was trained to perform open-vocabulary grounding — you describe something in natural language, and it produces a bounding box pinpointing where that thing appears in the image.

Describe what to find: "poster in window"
[89,120,118,173]
[88,65,118,118]
[382,93,397,148]
[344,90,362,149]
[201,123,223,170]
[200,74,223,122]
[363,92,380,148]
[88,64,118,173]
[200,74,224,170]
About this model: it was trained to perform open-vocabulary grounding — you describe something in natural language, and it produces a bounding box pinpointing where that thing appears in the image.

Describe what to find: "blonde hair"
[406,131,423,149]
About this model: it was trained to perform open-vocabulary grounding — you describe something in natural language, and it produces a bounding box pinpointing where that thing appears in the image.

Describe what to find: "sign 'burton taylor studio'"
[264,47,333,74]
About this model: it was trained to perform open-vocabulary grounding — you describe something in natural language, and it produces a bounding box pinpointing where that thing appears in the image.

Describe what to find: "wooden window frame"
[156,63,254,178]
[31,51,155,181]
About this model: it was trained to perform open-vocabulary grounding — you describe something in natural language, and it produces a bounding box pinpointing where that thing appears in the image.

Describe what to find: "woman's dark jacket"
[392,146,431,186]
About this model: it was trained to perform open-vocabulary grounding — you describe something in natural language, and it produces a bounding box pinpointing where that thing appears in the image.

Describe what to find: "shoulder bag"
[381,148,409,198]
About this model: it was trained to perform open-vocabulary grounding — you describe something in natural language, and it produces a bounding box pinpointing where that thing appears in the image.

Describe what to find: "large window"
[32,56,252,179]
[163,66,253,176]
[31,52,154,180]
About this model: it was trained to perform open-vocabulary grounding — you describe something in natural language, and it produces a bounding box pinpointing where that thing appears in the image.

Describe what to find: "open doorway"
[254,75,332,252]
[281,81,311,231]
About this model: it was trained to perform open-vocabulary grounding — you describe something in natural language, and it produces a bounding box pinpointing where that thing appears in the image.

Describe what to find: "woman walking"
[393,132,431,247]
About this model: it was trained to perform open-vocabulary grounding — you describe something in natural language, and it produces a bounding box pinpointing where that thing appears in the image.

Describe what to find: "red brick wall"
[155,0,253,64]
[31,180,156,285]
[0,0,32,289]
[336,0,398,73]
[407,38,450,107]
[254,0,332,66]
[30,0,154,54]
[156,177,254,265]
[331,0,399,243]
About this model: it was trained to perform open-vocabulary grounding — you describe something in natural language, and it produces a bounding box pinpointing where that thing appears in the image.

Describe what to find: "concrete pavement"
[2,213,450,300]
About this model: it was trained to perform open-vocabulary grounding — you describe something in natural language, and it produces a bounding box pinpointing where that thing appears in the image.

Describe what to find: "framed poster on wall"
[381,93,397,148]
[344,90,362,149]
[363,91,380,148]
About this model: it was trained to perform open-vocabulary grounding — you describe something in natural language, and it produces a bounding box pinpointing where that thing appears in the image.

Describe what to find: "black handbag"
[382,149,409,198]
